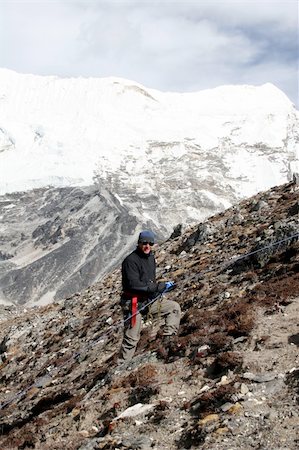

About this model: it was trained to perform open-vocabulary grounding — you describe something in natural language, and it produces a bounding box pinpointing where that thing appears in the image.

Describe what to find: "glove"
[164,281,175,292]
[148,282,159,294]
[157,282,166,293]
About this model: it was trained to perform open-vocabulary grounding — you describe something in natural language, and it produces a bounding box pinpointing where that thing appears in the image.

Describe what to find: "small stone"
[215,427,229,435]
[79,430,89,437]
[242,372,255,380]
[218,375,229,385]
[160,396,173,403]
[199,385,211,393]
[199,413,219,425]
[240,383,249,394]
[116,403,155,419]
[71,408,81,418]
[243,372,277,383]
[254,373,277,383]
[233,336,248,344]
[228,402,243,414]
[221,402,234,412]
[197,345,209,357]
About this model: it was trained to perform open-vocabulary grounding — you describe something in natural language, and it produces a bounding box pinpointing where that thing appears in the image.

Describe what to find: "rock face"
[0,185,148,305]
[0,181,298,449]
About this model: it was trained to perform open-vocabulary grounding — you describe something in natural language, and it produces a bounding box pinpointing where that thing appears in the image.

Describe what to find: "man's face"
[138,240,154,255]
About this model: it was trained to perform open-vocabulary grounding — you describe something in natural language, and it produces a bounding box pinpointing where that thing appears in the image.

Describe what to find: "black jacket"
[122,248,164,299]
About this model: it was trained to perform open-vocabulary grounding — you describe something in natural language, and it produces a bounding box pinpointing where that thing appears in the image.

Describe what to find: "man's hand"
[157,282,167,293]
[156,281,176,294]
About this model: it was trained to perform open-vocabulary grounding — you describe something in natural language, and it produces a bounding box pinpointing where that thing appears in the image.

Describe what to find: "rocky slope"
[0,180,298,449]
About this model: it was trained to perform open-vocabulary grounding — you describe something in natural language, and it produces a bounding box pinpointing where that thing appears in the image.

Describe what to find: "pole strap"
[131,297,138,327]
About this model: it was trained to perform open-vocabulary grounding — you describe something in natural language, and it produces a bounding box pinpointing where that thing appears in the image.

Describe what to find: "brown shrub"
[216,300,254,336]
[148,400,170,424]
[177,421,206,448]
[190,384,236,416]
[128,385,160,405]
[213,351,243,374]
[119,364,158,388]
[179,308,217,336]
[208,332,233,352]
[252,272,299,307]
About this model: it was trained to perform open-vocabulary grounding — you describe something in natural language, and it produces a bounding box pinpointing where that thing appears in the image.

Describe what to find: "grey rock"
[250,200,269,212]
[122,435,154,449]
[233,336,248,344]
[226,212,244,226]
[221,402,235,412]
[243,372,277,383]
[240,383,249,395]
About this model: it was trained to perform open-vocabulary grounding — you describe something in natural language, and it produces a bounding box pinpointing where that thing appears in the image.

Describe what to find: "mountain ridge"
[0,68,297,198]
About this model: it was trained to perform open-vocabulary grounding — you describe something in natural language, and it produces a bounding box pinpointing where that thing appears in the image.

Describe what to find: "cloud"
[0,0,298,106]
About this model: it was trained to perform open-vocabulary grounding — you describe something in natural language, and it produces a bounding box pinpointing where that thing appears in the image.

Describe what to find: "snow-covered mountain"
[0,69,298,230]
[0,69,298,305]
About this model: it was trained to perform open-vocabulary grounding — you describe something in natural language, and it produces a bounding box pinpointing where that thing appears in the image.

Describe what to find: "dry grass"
[190,384,237,416]
[212,351,243,375]
[117,364,159,389]
[252,272,299,307]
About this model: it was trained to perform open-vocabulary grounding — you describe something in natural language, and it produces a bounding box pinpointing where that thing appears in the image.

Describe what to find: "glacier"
[0,69,298,214]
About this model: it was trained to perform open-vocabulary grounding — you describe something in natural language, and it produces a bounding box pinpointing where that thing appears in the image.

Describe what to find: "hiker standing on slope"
[119,230,181,361]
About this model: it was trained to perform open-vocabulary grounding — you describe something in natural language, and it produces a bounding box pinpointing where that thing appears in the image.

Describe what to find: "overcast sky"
[1,0,298,107]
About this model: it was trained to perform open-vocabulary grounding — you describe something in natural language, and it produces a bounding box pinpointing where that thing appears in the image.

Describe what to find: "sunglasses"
[140,241,154,246]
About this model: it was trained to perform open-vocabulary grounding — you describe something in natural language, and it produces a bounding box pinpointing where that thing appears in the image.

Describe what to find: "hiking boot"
[156,334,174,360]
[162,334,177,346]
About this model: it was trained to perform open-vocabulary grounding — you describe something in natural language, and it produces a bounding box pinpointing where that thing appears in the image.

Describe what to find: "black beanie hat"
[138,230,155,243]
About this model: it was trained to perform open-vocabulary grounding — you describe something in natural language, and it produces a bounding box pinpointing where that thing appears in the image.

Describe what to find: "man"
[119,230,181,361]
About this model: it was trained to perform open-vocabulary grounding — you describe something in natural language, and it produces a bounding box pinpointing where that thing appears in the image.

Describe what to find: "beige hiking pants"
[120,298,181,361]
